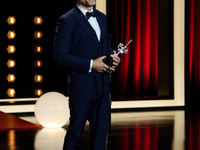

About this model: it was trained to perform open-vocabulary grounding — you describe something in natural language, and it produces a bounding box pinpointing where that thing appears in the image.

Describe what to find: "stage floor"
[0,110,199,150]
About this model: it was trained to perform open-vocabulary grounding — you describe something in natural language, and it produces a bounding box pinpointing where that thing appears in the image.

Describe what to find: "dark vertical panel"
[158,0,174,98]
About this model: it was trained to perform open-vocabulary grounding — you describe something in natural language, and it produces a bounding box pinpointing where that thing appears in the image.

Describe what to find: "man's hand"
[93,56,115,73]
[111,51,121,69]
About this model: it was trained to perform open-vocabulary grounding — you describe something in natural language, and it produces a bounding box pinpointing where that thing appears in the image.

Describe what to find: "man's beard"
[85,0,96,7]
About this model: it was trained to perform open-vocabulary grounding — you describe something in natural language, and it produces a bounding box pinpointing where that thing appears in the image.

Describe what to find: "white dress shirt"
[76,4,101,73]
[77,4,101,41]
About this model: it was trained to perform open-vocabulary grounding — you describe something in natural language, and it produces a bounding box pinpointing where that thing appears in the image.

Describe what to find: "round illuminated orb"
[35,92,69,128]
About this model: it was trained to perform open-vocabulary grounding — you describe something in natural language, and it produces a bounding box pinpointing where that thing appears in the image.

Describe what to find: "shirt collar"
[76,4,93,16]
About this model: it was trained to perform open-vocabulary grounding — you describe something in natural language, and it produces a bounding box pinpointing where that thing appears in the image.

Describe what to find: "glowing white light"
[34,92,69,128]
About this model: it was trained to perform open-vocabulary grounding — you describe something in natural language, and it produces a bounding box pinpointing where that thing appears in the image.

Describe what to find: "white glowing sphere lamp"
[35,92,69,128]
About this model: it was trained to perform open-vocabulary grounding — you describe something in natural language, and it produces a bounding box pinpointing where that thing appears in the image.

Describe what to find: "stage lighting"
[7,88,16,97]
[34,74,44,83]
[7,74,16,82]
[34,16,43,25]
[34,45,43,53]
[7,31,16,39]
[34,60,43,68]
[34,92,69,128]
[7,16,16,25]
[34,31,43,39]
[34,89,44,96]
[7,45,16,54]
[7,59,16,68]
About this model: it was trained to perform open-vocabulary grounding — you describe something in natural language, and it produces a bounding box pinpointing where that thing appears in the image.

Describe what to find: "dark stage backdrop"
[0,1,173,100]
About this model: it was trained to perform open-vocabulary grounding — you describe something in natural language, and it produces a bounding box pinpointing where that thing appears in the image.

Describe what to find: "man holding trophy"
[53,0,129,149]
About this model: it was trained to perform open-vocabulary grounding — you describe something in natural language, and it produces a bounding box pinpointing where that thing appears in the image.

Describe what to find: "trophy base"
[103,56,114,66]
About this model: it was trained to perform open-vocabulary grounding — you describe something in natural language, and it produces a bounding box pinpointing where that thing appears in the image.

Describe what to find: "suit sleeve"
[53,18,90,74]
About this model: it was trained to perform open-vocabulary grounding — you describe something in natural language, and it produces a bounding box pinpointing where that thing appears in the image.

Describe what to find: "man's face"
[79,0,96,7]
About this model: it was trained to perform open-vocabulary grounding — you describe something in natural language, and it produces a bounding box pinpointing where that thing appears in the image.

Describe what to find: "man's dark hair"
[72,0,78,4]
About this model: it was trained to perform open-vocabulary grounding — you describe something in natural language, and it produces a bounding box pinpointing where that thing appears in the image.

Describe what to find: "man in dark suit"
[53,0,120,149]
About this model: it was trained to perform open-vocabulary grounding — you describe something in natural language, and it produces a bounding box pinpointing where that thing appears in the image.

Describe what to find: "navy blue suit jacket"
[53,6,112,95]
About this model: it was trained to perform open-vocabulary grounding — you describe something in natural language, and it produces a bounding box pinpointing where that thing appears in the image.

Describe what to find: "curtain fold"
[189,0,200,92]
[113,0,158,99]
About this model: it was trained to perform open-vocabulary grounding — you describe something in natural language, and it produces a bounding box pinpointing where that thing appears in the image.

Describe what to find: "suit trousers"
[63,93,109,150]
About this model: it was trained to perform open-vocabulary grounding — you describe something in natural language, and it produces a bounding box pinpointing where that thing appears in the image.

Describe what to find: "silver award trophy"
[103,39,132,66]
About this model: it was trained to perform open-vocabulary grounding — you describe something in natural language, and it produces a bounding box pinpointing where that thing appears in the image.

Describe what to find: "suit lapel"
[74,6,100,48]
[96,11,106,42]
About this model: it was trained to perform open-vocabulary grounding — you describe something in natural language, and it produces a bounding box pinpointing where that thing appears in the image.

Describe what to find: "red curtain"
[189,0,200,92]
[113,0,158,99]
